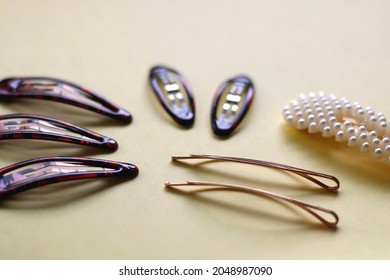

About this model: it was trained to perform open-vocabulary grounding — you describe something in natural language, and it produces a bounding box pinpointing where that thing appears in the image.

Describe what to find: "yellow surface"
[0,0,389,259]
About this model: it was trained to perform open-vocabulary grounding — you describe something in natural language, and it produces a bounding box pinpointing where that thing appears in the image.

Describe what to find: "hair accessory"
[149,65,195,126]
[0,114,118,150]
[0,156,138,199]
[211,75,255,137]
[0,77,132,123]
[171,154,339,191]
[283,92,390,163]
[167,154,339,227]
[165,181,338,228]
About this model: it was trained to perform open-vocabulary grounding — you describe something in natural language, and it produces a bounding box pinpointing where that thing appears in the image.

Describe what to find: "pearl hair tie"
[283,92,390,163]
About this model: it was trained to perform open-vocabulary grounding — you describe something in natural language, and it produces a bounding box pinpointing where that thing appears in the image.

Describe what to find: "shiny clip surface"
[0,114,118,150]
[211,75,255,137]
[0,77,132,123]
[149,65,195,126]
[0,157,138,199]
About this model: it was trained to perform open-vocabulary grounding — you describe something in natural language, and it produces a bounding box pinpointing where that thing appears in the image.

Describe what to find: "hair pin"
[171,154,339,191]
[0,156,138,199]
[165,180,339,228]
[168,154,339,227]
[283,92,390,164]
[0,76,132,123]
[149,65,195,126]
[0,114,118,150]
[211,75,255,137]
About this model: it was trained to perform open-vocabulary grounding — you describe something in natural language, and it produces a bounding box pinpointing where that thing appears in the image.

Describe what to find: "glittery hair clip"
[283,92,390,164]
[0,114,118,150]
[211,75,255,137]
[166,154,339,228]
[0,156,138,199]
[149,65,195,126]
[0,77,132,123]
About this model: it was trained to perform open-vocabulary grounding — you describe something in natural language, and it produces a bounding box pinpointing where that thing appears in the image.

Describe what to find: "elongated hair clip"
[149,65,195,127]
[165,181,339,228]
[0,114,118,151]
[0,156,138,199]
[0,77,132,123]
[211,75,255,137]
[283,92,390,164]
[171,154,339,191]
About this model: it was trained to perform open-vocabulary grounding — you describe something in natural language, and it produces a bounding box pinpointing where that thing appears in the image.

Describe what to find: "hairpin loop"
[0,77,132,123]
[0,114,118,150]
[167,154,339,228]
[283,92,390,164]
[0,156,138,199]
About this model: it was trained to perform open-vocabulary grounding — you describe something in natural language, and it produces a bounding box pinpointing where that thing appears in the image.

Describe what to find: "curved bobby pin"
[0,77,132,123]
[0,156,138,199]
[0,114,118,150]
[165,181,339,228]
[171,154,339,191]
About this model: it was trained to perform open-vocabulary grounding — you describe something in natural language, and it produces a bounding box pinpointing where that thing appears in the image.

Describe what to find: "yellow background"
[0,0,389,259]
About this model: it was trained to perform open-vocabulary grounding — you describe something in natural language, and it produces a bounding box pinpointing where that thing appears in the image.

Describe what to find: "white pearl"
[373,148,382,158]
[336,131,345,142]
[361,142,370,152]
[308,122,318,133]
[348,136,358,147]
[322,126,332,137]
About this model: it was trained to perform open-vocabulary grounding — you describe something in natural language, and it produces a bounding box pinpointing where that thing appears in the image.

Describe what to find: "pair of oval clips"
[149,65,255,137]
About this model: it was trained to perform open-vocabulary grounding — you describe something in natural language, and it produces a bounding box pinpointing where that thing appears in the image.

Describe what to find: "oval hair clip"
[211,75,255,137]
[149,65,195,126]
[0,156,138,199]
[0,77,132,123]
[0,114,118,151]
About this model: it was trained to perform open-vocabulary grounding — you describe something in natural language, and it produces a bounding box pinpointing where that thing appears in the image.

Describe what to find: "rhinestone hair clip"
[0,156,138,199]
[0,114,118,150]
[0,77,132,123]
[166,154,339,228]
[283,92,390,164]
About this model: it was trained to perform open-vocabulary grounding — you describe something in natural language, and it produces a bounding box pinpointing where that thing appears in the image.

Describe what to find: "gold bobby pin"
[167,154,340,228]
[171,154,339,191]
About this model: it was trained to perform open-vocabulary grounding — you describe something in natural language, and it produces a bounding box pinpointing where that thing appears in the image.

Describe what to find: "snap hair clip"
[171,154,339,191]
[211,75,255,137]
[283,92,390,164]
[167,154,339,228]
[0,156,138,199]
[149,65,195,126]
[0,76,132,123]
[0,114,118,151]
[165,181,339,228]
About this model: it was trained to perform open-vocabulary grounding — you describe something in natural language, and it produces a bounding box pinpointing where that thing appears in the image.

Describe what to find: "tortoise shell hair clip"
[0,77,132,123]
[0,156,138,199]
[0,114,118,151]
[149,65,195,127]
